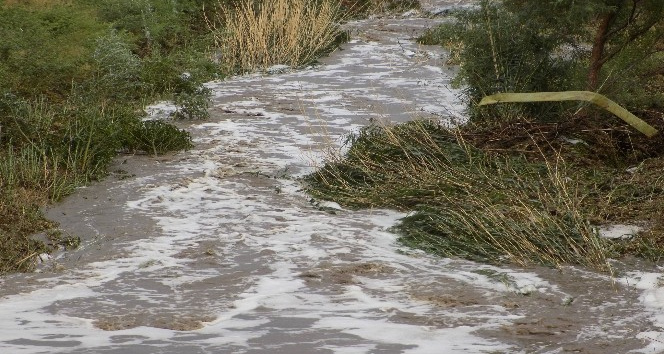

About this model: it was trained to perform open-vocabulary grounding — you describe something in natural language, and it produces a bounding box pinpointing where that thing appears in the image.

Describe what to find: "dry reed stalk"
[208,0,345,72]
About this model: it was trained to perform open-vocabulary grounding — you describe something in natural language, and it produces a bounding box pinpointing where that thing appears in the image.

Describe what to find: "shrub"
[92,0,192,55]
[91,31,144,102]
[172,86,211,120]
[140,52,213,120]
[427,2,576,121]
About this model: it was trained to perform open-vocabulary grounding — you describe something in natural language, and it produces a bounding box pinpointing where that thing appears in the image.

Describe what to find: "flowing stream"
[2,1,664,353]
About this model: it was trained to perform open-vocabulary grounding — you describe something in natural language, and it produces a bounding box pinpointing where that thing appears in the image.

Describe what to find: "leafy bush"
[141,52,213,119]
[173,86,211,120]
[92,0,194,55]
[91,31,144,102]
[425,2,576,121]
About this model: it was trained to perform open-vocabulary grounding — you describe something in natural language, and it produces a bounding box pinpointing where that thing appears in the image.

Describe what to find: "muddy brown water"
[1,1,662,353]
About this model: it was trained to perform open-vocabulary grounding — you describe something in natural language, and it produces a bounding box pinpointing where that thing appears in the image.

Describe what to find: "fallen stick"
[479,91,658,137]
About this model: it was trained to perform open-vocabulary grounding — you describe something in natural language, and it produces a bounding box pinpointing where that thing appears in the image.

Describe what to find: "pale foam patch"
[144,101,178,120]
[317,317,512,354]
[598,224,643,239]
[0,285,108,351]
[618,272,664,353]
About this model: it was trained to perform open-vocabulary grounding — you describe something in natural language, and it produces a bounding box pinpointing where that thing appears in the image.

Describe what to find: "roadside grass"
[0,188,53,274]
[304,118,664,272]
[208,0,349,73]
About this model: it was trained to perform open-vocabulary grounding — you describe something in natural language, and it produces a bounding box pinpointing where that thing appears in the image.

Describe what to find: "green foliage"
[91,31,144,102]
[126,120,193,156]
[603,47,664,111]
[172,85,212,120]
[425,0,664,122]
[429,1,576,121]
[417,24,455,46]
[140,52,213,119]
[90,0,208,55]
[0,4,107,98]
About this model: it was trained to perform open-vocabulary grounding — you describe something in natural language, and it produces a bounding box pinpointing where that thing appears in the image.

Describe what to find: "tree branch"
[600,18,660,65]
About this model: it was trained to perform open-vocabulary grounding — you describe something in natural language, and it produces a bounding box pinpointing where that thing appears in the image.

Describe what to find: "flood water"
[1,1,664,353]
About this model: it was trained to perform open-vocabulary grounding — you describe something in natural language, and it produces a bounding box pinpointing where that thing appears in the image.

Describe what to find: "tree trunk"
[588,12,615,91]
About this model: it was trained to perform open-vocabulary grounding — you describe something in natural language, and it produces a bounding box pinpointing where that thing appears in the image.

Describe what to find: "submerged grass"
[305,120,613,271]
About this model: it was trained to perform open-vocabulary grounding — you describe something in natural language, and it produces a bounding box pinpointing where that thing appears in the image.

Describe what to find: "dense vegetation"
[418,0,664,121]
[307,0,664,272]
[0,0,359,274]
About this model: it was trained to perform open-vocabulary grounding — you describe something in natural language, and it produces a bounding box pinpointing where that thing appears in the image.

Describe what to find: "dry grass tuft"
[208,0,346,72]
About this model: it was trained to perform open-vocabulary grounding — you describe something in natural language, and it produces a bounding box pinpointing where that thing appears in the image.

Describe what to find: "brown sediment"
[94,314,216,331]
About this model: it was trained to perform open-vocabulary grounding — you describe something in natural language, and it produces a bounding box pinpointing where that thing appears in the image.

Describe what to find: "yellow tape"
[479,91,658,137]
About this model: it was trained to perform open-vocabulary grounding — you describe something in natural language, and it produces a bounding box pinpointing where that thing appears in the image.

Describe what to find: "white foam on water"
[1,1,661,353]
[598,224,643,239]
[316,317,512,354]
[618,272,664,353]
[144,100,178,120]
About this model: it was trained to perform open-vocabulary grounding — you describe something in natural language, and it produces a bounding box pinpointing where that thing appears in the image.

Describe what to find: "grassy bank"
[304,117,664,272]
[0,0,357,274]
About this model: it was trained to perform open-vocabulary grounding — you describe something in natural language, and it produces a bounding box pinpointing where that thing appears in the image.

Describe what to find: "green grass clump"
[127,120,194,156]
[305,120,612,271]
